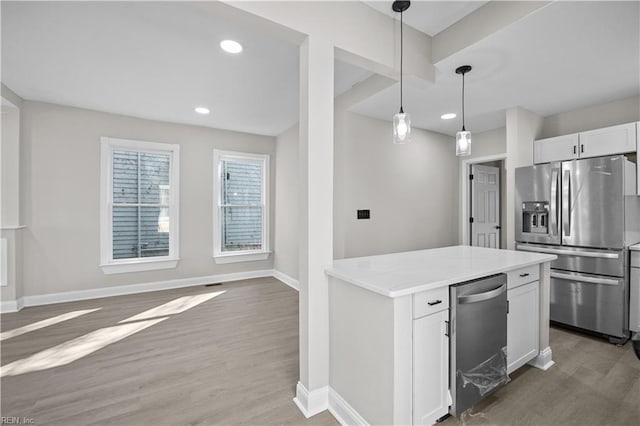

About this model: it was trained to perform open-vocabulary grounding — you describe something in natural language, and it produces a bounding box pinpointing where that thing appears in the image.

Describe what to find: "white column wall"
[295,35,334,413]
[1,85,24,311]
[505,107,543,249]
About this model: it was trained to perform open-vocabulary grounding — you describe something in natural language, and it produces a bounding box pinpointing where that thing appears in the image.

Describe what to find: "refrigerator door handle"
[550,272,620,286]
[550,168,559,237]
[515,244,620,259]
[562,170,571,237]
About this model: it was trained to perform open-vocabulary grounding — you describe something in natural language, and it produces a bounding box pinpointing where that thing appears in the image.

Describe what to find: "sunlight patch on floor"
[0,317,167,377]
[0,308,102,342]
[119,291,225,323]
[0,291,225,377]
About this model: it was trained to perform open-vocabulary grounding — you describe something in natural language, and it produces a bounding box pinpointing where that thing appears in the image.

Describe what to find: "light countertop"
[630,244,640,252]
[326,245,556,298]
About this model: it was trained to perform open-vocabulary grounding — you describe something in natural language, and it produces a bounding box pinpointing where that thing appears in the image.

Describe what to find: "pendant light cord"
[461,71,466,131]
[399,10,404,114]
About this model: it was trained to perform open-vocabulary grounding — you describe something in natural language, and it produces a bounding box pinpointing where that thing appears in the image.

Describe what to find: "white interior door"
[471,164,500,248]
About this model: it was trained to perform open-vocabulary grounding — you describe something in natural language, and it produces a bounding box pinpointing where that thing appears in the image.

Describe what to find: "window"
[213,150,270,263]
[100,137,180,274]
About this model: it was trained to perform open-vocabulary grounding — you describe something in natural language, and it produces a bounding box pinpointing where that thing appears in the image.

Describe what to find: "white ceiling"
[2,1,639,138]
[1,1,301,136]
[363,1,488,36]
[351,0,640,135]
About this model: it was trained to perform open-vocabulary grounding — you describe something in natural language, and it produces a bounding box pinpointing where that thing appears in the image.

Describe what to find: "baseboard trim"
[328,387,369,426]
[18,269,273,309]
[1,268,296,313]
[293,381,329,418]
[0,297,23,313]
[529,346,554,370]
[273,270,300,291]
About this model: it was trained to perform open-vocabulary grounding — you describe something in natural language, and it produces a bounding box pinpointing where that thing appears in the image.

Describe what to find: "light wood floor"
[2,278,639,425]
[1,278,338,425]
[442,327,640,426]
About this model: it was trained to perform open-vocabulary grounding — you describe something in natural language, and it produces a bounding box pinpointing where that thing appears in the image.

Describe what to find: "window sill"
[100,258,179,275]
[213,251,271,264]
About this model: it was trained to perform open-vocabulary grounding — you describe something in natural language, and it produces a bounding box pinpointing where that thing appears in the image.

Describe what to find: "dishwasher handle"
[457,283,506,304]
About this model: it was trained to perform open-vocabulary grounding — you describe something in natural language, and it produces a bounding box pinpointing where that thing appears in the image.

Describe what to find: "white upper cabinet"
[578,122,637,159]
[534,134,579,164]
[534,122,638,164]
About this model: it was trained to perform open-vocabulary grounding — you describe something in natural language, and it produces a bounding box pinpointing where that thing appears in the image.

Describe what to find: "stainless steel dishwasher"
[449,273,509,416]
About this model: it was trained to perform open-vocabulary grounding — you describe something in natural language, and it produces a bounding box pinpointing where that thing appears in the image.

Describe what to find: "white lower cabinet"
[413,309,449,425]
[506,281,539,373]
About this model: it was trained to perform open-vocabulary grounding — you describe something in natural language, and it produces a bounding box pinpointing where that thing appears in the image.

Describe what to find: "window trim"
[212,149,270,264]
[100,137,180,274]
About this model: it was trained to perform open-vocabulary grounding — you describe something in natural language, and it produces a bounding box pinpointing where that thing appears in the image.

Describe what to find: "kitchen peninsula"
[326,245,556,426]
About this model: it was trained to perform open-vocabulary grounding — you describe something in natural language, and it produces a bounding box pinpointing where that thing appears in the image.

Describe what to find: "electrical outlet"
[357,209,370,220]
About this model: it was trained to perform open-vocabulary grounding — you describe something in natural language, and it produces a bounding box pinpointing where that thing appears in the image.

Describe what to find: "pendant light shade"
[455,65,472,156]
[393,111,411,144]
[392,1,411,144]
[456,130,471,156]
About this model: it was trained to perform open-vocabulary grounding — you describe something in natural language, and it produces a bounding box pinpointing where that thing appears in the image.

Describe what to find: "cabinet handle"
[519,273,530,277]
[444,320,450,337]
[581,144,584,153]
[427,300,442,306]
[573,145,577,154]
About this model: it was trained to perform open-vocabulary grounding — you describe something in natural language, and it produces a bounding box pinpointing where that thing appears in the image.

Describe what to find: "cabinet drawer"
[507,265,539,289]
[632,251,640,268]
[413,287,449,318]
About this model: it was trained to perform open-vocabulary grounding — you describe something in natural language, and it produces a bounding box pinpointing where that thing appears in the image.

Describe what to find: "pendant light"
[392,1,411,144]
[455,65,472,156]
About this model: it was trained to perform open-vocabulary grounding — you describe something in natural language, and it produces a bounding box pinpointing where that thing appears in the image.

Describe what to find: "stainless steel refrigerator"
[515,155,640,343]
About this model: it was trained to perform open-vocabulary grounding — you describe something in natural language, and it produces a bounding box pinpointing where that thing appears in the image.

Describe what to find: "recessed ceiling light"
[220,39,243,54]
[195,107,210,115]
[441,113,457,120]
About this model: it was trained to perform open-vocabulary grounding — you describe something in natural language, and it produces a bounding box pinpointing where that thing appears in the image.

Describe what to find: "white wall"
[273,111,460,276]
[463,127,506,160]
[20,101,275,298]
[1,102,20,227]
[0,105,21,304]
[336,112,459,259]
[274,124,299,280]
[540,95,640,139]
[1,84,25,308]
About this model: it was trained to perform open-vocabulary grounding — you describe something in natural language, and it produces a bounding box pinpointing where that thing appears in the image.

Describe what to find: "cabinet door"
[534,134,579,164]
[579,122,637,159]
[631,265,640,333]
[413,310,449,425]
[507,281,539,374]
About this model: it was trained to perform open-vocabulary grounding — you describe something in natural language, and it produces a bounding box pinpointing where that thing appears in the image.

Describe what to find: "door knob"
[495,226,502,229]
